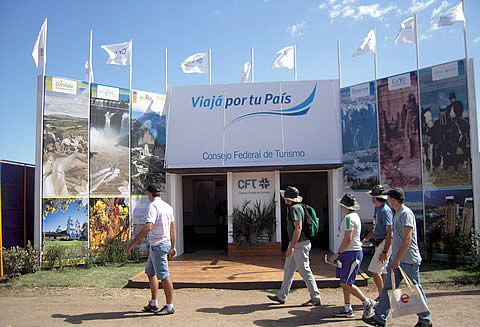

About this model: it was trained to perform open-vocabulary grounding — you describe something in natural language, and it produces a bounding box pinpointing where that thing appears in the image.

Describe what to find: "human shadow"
[254,305,366,326]
[426,289,480,298]
[52,311,151,324]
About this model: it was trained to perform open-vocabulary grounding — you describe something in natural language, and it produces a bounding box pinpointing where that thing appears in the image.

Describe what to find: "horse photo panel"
[377,72,422,190]
[340,82,379,191]
[89,84,130,197]
[419,60,472,188]
[43,77,89,197]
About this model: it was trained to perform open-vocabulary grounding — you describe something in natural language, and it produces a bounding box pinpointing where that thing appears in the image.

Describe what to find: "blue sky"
[0,0,479,164]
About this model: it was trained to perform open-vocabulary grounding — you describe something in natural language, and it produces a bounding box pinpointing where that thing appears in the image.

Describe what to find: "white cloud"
[431,1,448,18]
[329,0,337,4]
[342,5,355,17]
[408,0,437,13]
[319,3,327,9]
[353,4,396,20]
[474,37,480,43]
[342,0,356,4]
[420,33,433,40]
[287,22,305,39]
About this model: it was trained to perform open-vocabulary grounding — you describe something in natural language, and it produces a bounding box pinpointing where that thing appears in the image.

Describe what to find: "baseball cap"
[382,188,405,201]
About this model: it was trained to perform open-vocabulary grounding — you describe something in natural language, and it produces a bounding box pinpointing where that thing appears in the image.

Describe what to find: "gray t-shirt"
[391,205,422,264]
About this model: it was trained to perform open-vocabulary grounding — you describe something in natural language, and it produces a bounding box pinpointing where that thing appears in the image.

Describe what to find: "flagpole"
[463,0,468,60]
[337,40,342,88]
[373,28,381,185]
[165,48,168,94]
[86,29,92,251]
[43,18,47,77]
[209,48,212,85]
[294,45,297,81]
[251,46,254,83]
[129,40,132,237]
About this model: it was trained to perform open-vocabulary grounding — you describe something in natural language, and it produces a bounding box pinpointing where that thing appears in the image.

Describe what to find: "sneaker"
[362,316,386,327]
[301,298,321,306]
[143,303,159,312]
[362,299,376,319]
[155,305,175,315]
[267,295,285,304]
[332,308,354,318]
[414,321,433,327]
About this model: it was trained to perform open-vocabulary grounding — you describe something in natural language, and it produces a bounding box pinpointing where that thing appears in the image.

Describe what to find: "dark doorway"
[280,172,329,250]
[182,175,227,253]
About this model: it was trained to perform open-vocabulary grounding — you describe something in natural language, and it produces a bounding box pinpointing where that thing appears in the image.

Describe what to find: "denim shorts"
[145,240,171,281]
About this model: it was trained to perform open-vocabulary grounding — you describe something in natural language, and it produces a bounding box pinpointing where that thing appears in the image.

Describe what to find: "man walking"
[363,188,432,327]
[267,186,321,306]
[331,193,376,319]
[362,185,393,300]
[126,184,176,315]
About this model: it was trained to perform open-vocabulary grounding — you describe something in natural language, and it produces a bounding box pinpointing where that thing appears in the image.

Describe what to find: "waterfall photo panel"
[131,90,167,195]
[378,72,422,189]
[419,60,472,188]
[42,77,89,197]
[42,198,89,262]
[88,197,129,254]
[89,84,130,197]
[340,82,379,190]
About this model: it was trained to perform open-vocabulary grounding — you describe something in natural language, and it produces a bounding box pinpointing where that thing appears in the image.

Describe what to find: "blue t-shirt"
[372,203,393,239]
[391,205,422,265]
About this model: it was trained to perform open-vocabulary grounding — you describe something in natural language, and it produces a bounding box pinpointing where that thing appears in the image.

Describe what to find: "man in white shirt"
[126,184,176,315]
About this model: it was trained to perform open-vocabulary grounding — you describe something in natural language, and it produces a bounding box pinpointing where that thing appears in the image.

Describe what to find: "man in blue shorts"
[126,184,176,315]
[363,188,432,327]
[330,193,375,319]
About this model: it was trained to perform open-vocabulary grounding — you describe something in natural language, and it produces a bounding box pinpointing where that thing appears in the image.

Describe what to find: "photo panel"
[419,60,472,188]
[131,90,167,195]
[89,84,130,197]
[377,72,422,189]
[424,187,473,256]
[42,198,89,263]
[130,196,151,255]
[340,82,379,190]
[88,197,129,253]
[43,77,89,197]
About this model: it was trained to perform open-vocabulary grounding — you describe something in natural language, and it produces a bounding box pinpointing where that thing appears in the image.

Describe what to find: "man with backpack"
[266,186,321,307]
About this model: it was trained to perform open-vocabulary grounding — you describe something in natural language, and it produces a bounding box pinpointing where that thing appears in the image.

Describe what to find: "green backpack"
[300,203,319,239]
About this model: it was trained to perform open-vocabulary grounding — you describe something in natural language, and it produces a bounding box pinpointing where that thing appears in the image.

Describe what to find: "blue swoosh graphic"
[225,84,316,127]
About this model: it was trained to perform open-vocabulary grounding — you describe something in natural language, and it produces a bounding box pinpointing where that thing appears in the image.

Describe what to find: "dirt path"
[0,284,479,326]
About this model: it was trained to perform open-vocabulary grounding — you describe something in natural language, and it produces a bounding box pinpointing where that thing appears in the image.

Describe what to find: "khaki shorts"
[367,239,392,275]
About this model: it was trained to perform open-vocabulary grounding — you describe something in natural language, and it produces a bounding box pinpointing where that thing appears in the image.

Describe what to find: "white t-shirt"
[145,197,174,246]
[338,212,363,251]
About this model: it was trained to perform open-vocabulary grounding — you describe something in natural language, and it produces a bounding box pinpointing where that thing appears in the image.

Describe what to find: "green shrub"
[97,235,128,264]
[43,244,67,269]
[2,241,39,277]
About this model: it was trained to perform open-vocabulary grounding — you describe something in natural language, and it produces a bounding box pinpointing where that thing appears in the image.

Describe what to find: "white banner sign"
[432,61,459,81]
[388,73,411,91]
[97,85,119,101]
[132,90,166,114]
[52,78,77,95]
[350,83,370,99]
[165,80,341,168]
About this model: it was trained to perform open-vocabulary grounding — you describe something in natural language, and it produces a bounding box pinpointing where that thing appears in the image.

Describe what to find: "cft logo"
[238,178,270,190]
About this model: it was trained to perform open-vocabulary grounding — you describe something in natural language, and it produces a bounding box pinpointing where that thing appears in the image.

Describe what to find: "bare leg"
[340,283,367,302]
[161,276,174,304]
[371,273,384,298]
[147,274,159,300]
[341,284,351,305]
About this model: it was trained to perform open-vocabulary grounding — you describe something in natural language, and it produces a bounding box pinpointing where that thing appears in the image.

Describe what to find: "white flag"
[395,16,416,44]
[353,29,376,57]
[32,19,47,68]
[85,60,94,83]
[101,41,131,65]
[272,46,294,69]
[438,1,465,27]
[240,62,251,83]
[181,51,209,73]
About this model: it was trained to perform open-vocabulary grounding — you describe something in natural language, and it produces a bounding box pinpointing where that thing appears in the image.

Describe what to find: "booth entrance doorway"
[280,172,329,250]
[182,175,227,253]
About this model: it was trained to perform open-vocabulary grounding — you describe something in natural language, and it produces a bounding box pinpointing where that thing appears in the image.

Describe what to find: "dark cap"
[449,92,456,100]
[146,184,162,195]
[382,188,405,201]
